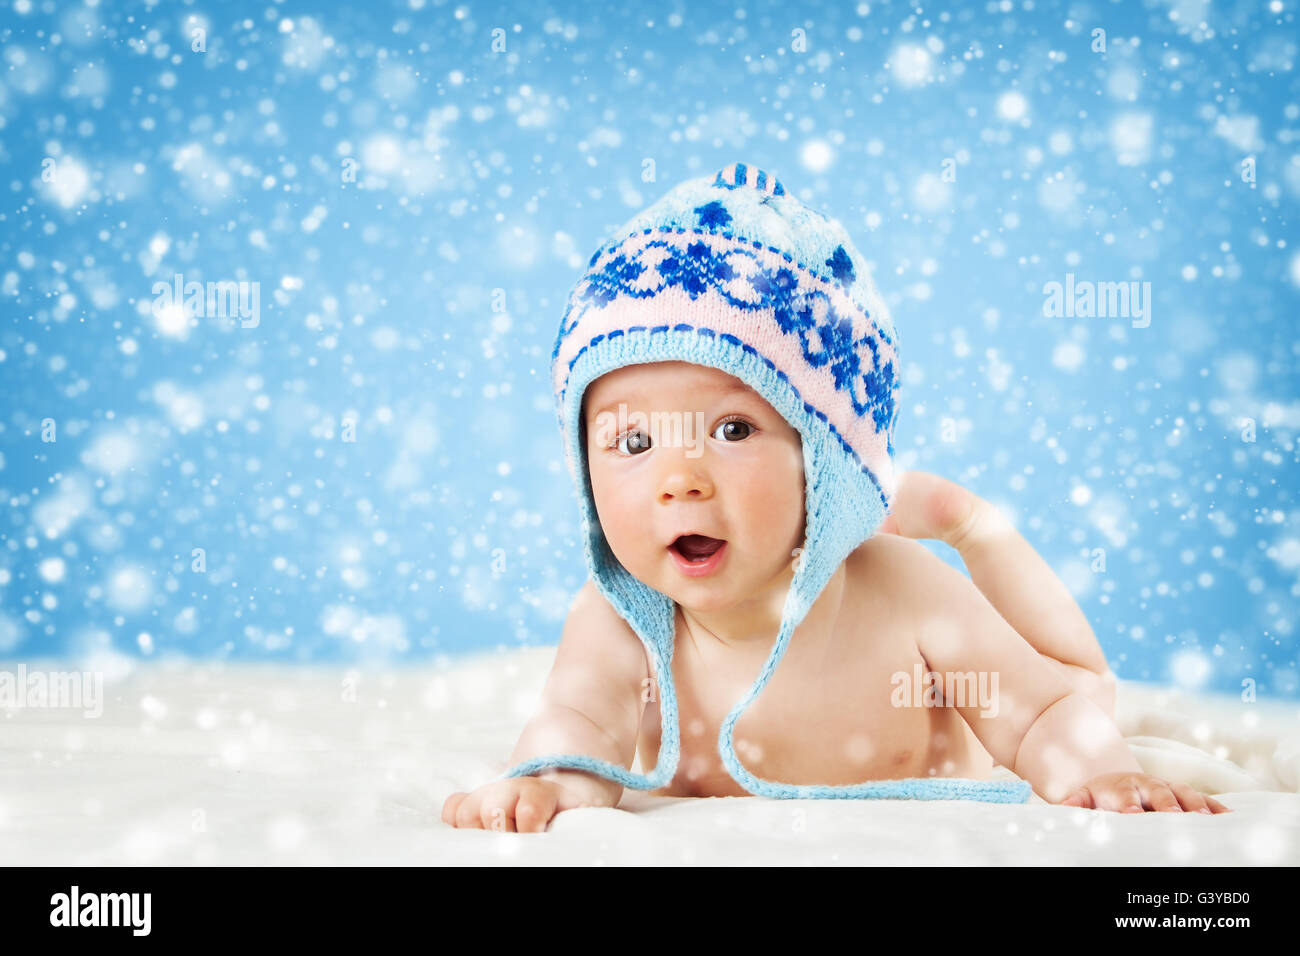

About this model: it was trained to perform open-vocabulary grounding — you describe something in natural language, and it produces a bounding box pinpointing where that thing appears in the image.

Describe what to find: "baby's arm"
[887,539,1143,800]
[442,579,647,831]
[899,547,1228,811]
[506,578,648,805]
[879,470,1114,713]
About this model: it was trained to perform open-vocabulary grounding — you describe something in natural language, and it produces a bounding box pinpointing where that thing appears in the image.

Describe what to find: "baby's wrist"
[1013,692,1142,803]
[536,768,623,809]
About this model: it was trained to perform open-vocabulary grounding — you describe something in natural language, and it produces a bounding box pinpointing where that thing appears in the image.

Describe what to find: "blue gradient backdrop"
[1,0,1297,698]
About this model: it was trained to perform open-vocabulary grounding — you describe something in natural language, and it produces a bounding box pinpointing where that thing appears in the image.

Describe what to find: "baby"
[442,162,1229,832]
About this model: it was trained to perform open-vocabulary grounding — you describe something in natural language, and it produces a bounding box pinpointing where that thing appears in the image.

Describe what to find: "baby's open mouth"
[669,534,727,563]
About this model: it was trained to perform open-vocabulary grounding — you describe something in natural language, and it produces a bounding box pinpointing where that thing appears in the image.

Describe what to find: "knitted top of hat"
[500,162,1032,804]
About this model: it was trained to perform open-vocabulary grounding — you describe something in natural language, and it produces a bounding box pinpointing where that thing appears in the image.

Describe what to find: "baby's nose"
[659,464,715,501]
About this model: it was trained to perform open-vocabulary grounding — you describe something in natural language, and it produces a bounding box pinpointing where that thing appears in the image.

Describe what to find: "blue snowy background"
[1,0,1297,699]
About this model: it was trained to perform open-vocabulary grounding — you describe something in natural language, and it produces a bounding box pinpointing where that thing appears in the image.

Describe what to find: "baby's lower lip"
[668,540,728,577]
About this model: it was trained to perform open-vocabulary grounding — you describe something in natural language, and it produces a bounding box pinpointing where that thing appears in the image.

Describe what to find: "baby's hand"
[441,777,592,833]
[1059,772,1232,814]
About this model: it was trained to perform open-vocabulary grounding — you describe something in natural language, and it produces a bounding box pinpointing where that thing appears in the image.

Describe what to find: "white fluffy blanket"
[2,648,1297,865]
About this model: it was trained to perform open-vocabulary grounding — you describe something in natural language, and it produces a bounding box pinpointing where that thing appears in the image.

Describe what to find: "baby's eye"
[615,429,652,456]
[712,418,755,442]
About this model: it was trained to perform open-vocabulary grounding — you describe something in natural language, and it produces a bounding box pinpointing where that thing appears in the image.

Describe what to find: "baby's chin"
[666,587,740,615]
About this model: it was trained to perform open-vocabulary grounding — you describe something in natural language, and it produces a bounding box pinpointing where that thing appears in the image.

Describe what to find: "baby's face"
[582,361,805,611]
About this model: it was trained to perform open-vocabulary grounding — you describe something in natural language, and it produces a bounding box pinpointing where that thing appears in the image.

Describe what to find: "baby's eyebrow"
[705,382,758,398]
[589,382,756,416]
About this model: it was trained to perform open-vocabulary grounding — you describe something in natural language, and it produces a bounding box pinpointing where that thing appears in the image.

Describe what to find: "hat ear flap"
[584,508,676,659]
[785,417,887,624]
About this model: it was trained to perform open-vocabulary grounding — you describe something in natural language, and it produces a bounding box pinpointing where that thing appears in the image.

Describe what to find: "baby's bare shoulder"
[849,531,953,579]
[550,579,652,701]
[847,533,975,615]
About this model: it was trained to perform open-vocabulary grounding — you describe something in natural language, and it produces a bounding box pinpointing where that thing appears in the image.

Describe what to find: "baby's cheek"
[742,470,804,548]
[589,476,631,544]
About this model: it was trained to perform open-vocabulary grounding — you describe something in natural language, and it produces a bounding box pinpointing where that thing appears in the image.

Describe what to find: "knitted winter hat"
[502,162,1031,803]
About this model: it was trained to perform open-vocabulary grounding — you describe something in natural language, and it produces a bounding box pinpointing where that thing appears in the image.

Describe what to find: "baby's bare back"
[635,534,996,797]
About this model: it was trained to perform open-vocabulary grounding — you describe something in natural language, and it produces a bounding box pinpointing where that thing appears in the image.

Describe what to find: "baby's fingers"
[477,781,530,832]
[1168,782,1214,815]
[514,783,560,833]
[441,791,468,826]
[1061,786,1094,809]
[1066,778,1143,812]
[1170,783,1233,814]
[481,798,516,832]
[447,782,515,830]
[445,789,488,829]
[1204,795,1233,814]
[477,780,559,833]
[1143,781,1184,812]
[1068,776,1145,813]
[1060,777,1231,814]
[1110,779,1147,813]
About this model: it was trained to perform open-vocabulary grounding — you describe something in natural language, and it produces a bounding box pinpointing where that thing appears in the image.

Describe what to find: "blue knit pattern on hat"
[501,162,1033,805]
